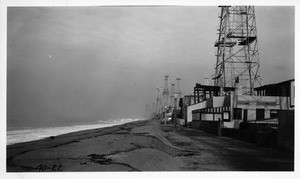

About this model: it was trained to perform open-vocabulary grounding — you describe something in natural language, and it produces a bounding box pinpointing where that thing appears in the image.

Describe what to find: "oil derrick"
[170,83,175,108]
[213,6,262,95]
[176,78,181,107]
[145,103,150,118]
[155,87,160,114]
[151,102,155,117]
[159,87,163,113]
[204,76,209,85]
[162,75,170,109]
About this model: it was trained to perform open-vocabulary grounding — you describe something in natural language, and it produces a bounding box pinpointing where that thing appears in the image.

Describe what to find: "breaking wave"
[7,118,145,145]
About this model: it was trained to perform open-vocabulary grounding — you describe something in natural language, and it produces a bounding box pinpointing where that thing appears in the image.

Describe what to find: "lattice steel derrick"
[214,6,262,95]
[155,87,160,114]
[162,75,170,108]
[170,84,175,108]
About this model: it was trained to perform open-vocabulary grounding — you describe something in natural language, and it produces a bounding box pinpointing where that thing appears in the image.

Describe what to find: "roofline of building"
[254,79,294,91]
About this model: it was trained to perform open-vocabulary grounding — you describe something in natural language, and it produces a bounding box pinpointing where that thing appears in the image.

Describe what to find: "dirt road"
[162,124,293,171]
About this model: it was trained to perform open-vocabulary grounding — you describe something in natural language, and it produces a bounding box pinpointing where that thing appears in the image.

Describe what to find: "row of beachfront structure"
[175,79,294,130]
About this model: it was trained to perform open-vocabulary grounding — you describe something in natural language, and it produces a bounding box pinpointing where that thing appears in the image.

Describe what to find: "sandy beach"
[7,119,293,171]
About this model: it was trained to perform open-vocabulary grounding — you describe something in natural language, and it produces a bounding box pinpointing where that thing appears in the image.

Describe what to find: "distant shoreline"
[7,119,145,146]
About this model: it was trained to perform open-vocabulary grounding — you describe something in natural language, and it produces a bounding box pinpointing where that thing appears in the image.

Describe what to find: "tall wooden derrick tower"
[214,6,262,95]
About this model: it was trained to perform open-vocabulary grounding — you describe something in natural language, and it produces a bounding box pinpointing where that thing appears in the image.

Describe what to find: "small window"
[223,112,230,121]
[256,108,265,120]
[192,113,201,121]
[270,110,278,118]
[233,108,242,120]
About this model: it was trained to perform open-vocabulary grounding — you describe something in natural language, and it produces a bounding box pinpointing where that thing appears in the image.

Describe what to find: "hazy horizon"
[7,6,294,128]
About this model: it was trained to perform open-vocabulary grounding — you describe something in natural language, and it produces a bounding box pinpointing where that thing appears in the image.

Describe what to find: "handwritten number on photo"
[36,164,62,171]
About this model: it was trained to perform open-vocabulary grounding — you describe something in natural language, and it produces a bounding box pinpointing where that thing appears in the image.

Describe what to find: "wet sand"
[7,119,294,171]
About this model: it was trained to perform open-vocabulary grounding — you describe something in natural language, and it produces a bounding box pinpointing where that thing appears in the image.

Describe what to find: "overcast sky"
[7,6,294,127]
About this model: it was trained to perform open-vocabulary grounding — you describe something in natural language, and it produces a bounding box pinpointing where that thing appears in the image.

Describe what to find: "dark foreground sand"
[7,119,294,171]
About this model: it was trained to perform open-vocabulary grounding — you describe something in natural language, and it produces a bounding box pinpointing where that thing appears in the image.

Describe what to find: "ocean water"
[7,118,144,145]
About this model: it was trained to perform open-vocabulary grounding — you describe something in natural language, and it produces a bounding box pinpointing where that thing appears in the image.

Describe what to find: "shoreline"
[7,119,144,148]
[7,119,294,171]
[7,119,144,146]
